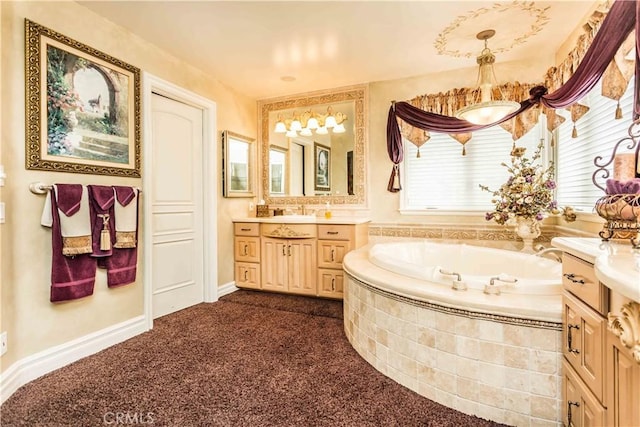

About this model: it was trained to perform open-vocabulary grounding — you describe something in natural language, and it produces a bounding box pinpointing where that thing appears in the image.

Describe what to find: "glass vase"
[514,216,541,253]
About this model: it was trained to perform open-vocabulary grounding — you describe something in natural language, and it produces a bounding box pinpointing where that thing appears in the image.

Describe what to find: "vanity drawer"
[262,223,317,238]
[318,224,352,241]
[234,222,260,237]
[562,253,608,315]
[563,292,606,403]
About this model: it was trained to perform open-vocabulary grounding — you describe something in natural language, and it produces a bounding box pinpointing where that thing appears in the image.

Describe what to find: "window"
[402,122,544,211]
[555,81,635,211]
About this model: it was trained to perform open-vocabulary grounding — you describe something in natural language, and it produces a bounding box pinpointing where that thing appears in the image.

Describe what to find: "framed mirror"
[222,130,255,198]
[259,85,367,205]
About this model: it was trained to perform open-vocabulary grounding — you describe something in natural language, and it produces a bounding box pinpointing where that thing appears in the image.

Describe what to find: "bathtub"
[342,240,563,425]
[368,241,562,295]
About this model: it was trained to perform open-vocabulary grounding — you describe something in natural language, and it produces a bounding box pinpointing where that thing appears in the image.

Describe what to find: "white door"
[290,143,304,196]
[150,93,204,318]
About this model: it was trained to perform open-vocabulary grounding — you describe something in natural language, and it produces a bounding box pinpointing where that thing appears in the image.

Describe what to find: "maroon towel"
[101,189,139,287]
[88,185,115,257]
[56,184,83,216]
[114,186,136,206]
[50,185,97,302]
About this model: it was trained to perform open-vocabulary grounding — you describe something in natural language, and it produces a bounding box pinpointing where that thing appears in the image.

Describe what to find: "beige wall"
[0,1,254,371]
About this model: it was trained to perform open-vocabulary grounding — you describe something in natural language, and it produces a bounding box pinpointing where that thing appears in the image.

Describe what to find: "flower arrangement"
[480,142,575,225]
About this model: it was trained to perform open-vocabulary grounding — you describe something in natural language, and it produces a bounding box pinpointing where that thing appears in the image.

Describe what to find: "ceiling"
[78,1,599,100]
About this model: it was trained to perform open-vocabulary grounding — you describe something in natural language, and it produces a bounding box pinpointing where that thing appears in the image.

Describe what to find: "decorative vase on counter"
[514,216,541,253]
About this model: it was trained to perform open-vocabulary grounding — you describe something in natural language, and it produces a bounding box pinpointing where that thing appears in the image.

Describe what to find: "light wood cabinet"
[234,222,261,289]
[233,220,368,299]
[317,223,368,299]
[261,236,317,295]
[561,250,640,427]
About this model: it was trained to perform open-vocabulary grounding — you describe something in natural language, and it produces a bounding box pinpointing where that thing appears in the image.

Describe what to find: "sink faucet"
[535,248,563,263]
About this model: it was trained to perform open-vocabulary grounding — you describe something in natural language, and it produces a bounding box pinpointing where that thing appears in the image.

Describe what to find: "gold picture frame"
[25,19,141,177]
[222,130,256,198]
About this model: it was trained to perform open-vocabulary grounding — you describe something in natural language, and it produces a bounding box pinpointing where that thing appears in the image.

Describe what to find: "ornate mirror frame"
[259,85,367,206]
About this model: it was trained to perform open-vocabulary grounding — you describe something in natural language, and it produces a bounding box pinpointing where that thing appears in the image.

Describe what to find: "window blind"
[556,81,635,211]
[403,123,543,210]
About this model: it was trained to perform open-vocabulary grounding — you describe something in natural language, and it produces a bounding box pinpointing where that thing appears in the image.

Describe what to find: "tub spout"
[535,248,563,263]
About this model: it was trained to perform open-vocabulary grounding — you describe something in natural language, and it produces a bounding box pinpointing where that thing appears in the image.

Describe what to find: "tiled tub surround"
[343,245,563,426]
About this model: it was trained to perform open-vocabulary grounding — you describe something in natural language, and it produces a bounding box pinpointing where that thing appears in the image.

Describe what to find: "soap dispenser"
[324,202,332,219]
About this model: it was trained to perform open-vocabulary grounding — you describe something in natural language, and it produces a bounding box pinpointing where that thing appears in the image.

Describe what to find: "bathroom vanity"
[233,217,369,299]
[552,237,640,427]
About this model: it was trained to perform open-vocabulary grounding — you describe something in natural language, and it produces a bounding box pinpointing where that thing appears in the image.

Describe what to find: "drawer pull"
[287,245,291,257]
[244,270,248,281]
[331,249,336,262]
[563,273,585,285]
[240,228,251,231]
[567,400,580,425]
[331,277,335,291]
[243,244,248,256]
[567,324,580,354]
[282,245,286,256]
[327,231,339,235]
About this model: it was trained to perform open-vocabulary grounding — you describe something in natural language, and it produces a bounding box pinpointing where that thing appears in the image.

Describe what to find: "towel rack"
[29,182,141,195]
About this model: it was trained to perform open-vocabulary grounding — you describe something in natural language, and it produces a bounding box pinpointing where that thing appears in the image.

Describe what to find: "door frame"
[142,73,218,330]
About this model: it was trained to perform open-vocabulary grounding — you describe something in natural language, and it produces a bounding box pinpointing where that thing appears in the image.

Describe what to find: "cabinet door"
[318,269,344,298]
[562,360,606,427]
[564,293,606,402]
[318,240,351,269]
[235,236,260,263]
[606,329,640,427]
[261,238,287,291]
[235,262,260,289]
[288,239,317,295]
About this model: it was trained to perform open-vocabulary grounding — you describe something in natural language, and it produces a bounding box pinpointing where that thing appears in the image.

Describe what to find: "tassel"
[462,145,466,156]
[416,148,421,158]
[615,102,622,119]
[98,214,111,251]
[550,135,555,147]
[571,124,578,138]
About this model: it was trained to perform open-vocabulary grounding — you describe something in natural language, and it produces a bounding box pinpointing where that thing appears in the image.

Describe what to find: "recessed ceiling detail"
[434,2,551,59]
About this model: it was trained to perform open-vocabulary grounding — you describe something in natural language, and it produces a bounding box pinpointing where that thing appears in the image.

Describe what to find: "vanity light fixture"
[455,30,520,125]
[274,106,347,137]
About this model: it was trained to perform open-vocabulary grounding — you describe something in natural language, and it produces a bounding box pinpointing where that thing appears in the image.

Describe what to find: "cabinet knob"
[567,400,580,425]
[567,324,580,354]
[563,273,585,285]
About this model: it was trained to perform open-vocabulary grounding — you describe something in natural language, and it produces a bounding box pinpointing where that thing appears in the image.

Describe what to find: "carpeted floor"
[1,290,507,426]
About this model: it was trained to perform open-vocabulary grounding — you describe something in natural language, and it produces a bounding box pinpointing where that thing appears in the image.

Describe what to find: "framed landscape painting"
[314,142,331,192]
[25,19,141,177]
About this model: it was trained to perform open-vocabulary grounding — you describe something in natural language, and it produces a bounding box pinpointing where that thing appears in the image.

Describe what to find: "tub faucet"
[484,274,518,295]
[438,269,467,291]
[535,248,563,263]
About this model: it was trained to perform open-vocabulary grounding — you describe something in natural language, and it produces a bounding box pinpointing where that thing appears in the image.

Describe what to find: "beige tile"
[505,367,530,391]
[434,389,457,408]
[375,342,388,365]
[456,357,480,380]
[456,377,479,401]
[366,337,376,355]
[504,345,530,369]
[387,365,416,391]
[417,363,436,383]
[454,397,479,418]
[530,349,559,374]
[376,328,388,347]
[476,383,505,408]
[456,336,479,358]
[504,410,532,427]
[435,369,457,394]
[436,331,456,354]
[530,395,558,421]
[477,320,504,343]
[436,350,456,374]
[504,389,530,415]
[528,328,560,352]
[388,351,417,378]
[417,326,436,347]
[475,402,506,424]
[503,324,527,346]
[387,332,417,359]
[416,307,436,328]
[478,362,506,388]
[529,418,559,427]
[455,316,480,338]
[417,381,437,401]
[416,344,437,367]
[478,341,505,364]
[396,304,417,323]
[436,313,457,333]
[530,372,558,398]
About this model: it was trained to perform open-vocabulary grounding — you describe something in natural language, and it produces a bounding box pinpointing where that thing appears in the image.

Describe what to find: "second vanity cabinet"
[234,219,369,299]
[555,239,640,427]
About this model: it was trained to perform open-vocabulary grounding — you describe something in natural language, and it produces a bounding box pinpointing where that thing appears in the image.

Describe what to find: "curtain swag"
[386,0,639,192]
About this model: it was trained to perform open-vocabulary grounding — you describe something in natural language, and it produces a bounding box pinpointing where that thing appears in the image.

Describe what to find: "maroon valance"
[386,0,639,192]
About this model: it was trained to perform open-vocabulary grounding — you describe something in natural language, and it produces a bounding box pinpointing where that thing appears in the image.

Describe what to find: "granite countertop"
[233,216,371,225]
[552,237,640,303]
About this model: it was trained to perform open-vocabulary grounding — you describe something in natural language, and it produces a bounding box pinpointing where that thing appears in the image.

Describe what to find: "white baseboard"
[0,315,147,404]
[218,281,239,298]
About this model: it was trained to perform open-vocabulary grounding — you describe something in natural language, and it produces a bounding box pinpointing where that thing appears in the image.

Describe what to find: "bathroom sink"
[262,215,317,223]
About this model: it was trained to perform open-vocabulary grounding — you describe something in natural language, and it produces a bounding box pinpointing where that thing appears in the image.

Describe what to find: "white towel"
[114,187,138,248]
[44,185,92,256]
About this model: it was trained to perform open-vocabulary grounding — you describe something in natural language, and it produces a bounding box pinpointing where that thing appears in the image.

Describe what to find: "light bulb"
[274,121,287,133]
[332,123,346,133]
[316,126,328,135]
